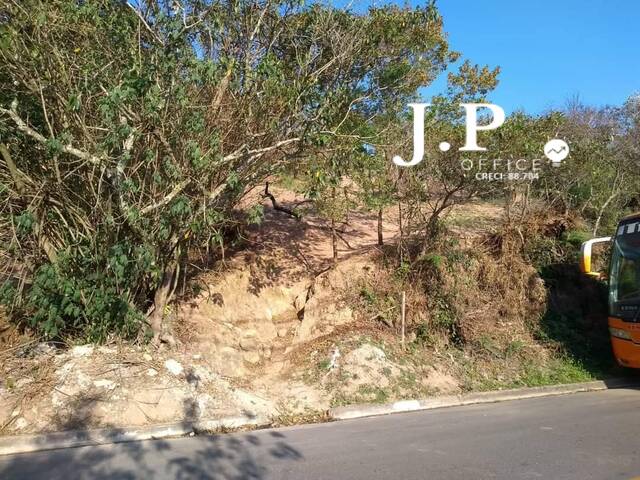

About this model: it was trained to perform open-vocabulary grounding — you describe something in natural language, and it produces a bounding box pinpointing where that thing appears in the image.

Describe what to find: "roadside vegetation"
[1,0,639,429]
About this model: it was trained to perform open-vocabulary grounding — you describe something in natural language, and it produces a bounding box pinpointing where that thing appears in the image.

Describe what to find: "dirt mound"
[0,343,266,435]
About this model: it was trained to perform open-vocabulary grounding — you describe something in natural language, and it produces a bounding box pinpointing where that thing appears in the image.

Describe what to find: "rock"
[277,328,288,338]
[293,294,307,312]
[30,342,57,357]
[143,353,153,362]
[164,359,183,376]
[93,379,116,390]
[147,368,158,377]
[243,352,261,365]
[328,347,341,370]
[239,336,259,351]
[97,346,117,354]
[15,417,28,430]
[71,345,94,357]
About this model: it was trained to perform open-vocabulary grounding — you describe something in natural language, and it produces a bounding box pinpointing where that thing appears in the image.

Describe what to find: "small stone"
[93,379,116,390]
[243,352,261,365]
[30,342,57,357]
[277,328,288,338]
[15,417,28,430]
[293,295,306,312]
[71,345,94,357]
[164,359,183,376]
[147,368,158,377]
[239,336,258,351]
[143,353,153,362]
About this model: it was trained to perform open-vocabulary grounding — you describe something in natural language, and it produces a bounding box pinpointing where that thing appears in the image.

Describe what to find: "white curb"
[329,379,636,421]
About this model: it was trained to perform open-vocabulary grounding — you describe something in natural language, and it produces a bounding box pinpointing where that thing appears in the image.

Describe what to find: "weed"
[317,359,331,371]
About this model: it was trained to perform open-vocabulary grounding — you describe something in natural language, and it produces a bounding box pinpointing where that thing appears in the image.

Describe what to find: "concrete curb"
[329,379,638,421]
[1,379,636,456]
[0,415,270,456]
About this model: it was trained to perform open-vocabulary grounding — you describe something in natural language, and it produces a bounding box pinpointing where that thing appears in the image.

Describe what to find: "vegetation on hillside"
[0,0,639,387]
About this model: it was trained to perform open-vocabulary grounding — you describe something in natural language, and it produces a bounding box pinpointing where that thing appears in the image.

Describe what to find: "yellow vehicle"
[581,213,640,367]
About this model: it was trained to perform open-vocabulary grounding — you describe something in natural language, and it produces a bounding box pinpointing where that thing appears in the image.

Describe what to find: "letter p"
[459,103,505,152]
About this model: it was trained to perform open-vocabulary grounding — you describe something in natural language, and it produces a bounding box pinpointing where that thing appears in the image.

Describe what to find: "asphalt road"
[1,388,640,480]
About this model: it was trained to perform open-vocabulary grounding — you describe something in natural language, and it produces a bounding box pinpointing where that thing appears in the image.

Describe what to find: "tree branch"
[140,179,191,215]
[263,181,301,219]
[0,100,103,167]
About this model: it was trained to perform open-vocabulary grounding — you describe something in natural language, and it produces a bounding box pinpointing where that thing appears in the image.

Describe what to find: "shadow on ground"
[0,383,304,480]
[0,427,303,480]
[0,429,303,480]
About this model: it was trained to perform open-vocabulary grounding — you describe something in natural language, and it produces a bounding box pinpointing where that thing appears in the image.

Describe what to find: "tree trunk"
[593,170,622,236]
[149,261,176,344]
[397,202,404,264]
[1,144,58,264]
[331,218,338,263]
[377,207,384,246]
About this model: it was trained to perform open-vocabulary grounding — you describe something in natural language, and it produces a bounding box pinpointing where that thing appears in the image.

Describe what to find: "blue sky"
[345,1,640,114]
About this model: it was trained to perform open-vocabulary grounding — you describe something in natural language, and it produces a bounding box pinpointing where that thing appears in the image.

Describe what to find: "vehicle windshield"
[610,223,640,320]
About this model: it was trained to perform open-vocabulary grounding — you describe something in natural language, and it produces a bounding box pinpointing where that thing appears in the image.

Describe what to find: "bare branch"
[0,100,104,167]
[140,179,191,215]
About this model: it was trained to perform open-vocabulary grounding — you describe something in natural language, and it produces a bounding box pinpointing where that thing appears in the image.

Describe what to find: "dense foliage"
[0,0,638,344]
[0,0,456,341]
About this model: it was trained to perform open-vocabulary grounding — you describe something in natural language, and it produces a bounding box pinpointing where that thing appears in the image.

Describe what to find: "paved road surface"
[1,388,640,479]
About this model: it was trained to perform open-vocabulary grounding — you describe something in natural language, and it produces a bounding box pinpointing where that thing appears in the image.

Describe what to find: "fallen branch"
[263,182,301,219]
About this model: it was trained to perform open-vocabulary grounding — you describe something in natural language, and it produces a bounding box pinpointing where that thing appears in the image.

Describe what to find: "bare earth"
[0,187,505,436]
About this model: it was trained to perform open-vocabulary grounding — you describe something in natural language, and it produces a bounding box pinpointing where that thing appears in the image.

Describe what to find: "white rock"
[147,368,158,377]
[93,379,116,390]
[328,347,341,370]
[71,345,94,357]
[164,359,183,375]
[143,353,153,362]
[15,417,28,430]
[76,371,92,389]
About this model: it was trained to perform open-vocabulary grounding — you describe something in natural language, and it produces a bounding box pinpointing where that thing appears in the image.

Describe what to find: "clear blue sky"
[343,1,640,114]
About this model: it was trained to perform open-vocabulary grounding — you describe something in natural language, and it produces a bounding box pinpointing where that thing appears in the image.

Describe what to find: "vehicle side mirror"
[580,237,612,279]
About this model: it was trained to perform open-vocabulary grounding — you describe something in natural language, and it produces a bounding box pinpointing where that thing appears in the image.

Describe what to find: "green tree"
[0,0,456,342]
